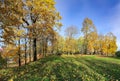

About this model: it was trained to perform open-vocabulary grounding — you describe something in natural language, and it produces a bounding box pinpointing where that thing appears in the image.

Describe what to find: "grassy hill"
[0,55,120,81]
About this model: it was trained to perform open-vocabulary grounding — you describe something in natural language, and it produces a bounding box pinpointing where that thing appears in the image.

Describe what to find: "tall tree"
[21,0,62,61]
[65,26,78,54]
[81,18,97,54]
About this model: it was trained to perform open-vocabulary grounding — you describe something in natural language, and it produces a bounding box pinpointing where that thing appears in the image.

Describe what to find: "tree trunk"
[25,38,27,65]
[33,38,37,61]
[45,38,48,56]
[42,38,45,57]
[29,39,31,62]
[18,39,21,67]
[84,42,87,54]
[5,57,8,68]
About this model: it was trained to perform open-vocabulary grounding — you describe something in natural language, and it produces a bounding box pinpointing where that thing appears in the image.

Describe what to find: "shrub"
[56,51,62,56]
[115,51,120,57]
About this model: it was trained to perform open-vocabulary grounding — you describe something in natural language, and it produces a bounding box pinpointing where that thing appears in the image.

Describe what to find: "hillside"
[0,55,120,81]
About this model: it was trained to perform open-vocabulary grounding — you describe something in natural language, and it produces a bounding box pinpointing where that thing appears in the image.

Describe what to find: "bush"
[115,51,120,57]
[56,51,62,56]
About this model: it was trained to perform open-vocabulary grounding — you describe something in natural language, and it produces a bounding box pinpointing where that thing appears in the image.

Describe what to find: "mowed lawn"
[0,55,120,81]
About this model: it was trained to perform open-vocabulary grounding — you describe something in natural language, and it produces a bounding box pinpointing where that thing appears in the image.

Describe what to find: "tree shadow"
[79,58,120,80]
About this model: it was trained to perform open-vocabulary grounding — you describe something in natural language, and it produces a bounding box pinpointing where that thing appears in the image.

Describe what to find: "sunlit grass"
[0,55,120,81]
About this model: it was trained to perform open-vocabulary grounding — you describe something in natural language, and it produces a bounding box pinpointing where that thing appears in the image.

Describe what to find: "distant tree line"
[53,18,117,56]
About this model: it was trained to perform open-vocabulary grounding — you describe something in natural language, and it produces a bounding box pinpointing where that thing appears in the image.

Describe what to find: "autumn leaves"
[0,0,117,68]
[81,18,117,55]
[0,0,61,66]
[53,18,117,56]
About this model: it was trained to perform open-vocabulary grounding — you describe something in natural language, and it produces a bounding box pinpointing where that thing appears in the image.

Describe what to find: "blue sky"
[55,0,120,50]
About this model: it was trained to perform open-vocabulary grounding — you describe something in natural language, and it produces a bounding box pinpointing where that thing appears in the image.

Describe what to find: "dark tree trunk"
[29,39,31,62]
[25,38,27,65]
[84,41,88,54]
[33,38,37,61]
[18,39,21,67]
[44,38,48,56]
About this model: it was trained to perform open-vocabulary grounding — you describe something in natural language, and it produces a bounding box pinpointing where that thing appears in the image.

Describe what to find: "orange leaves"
[25,0,33,7]
[15,28,25,37]
[81,18,117,55]
[2,45,18,58]
[0,0,62,63]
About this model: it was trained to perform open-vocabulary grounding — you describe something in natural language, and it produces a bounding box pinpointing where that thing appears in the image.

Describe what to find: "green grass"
[0,55,120,81]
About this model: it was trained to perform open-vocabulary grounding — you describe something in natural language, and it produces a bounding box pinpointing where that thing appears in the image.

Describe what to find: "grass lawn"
[0,55,120,81]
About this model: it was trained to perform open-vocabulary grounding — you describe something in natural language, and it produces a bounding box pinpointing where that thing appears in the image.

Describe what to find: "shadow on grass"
[1,55,120,81]
[13,56,84,81]
[78,57,120,81]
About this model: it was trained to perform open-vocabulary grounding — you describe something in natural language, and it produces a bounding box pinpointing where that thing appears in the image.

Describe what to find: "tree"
[96,33,117,56]
[77,37,84,54]
[65,25,78,39]
[81,18,97,54]
[22,0,62,61]
[105,32,117,56]
[87,31,98,54]
[97,34,104,55]
[64,26,78,54]
[0,0,62,63]
[50,33,65,54]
